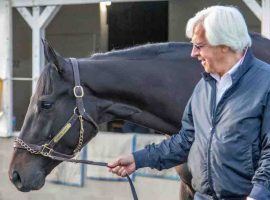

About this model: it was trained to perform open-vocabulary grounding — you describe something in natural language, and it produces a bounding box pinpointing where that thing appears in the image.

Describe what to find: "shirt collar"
[202,48,254,82]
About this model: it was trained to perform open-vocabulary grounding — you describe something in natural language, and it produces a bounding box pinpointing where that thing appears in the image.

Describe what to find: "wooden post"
[17,5,61,92]
[99,2,109,52]
[243,0,270,39]
[32,7,43,92]
[262,0,270,39]
[0,0,13,137]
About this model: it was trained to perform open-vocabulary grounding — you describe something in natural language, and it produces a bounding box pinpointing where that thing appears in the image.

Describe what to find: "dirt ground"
[0,137,179,200]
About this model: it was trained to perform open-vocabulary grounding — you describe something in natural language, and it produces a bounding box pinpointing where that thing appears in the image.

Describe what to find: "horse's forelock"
[34,65,53,98]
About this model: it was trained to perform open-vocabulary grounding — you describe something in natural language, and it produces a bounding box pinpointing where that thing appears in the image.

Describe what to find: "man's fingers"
[112,166,120,174]
[111,166,126,177]
[120,169,128,177]
[107,159,120,168]
[118,167,127,177]
[107,154,135,176]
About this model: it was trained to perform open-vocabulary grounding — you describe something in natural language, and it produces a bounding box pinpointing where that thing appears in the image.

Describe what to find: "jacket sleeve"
[250,91,270,199]
[133,97,195,171]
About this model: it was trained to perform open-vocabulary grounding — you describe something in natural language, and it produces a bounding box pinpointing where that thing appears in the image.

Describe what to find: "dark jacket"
[133,49,270,200]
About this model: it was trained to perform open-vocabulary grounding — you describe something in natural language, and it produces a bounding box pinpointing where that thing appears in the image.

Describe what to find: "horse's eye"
[40,101,53,110]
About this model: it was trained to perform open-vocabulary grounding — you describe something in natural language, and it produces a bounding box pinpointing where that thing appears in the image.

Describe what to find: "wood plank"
[38,6,61,28]
[11,0,162,7]
[242,0,262,20]
[262,0,270,38]
[0,0,13,136]
[16,7,33,28]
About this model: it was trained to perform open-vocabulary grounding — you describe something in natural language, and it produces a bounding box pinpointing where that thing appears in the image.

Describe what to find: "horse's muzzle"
[10,171,26,191]
[9,169,45,192]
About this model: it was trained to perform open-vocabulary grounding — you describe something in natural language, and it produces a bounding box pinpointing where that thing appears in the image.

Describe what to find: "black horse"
[9,33,270,199]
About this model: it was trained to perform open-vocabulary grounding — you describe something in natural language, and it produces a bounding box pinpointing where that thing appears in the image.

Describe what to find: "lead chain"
[73,115,84,154]
[15,138,40,154]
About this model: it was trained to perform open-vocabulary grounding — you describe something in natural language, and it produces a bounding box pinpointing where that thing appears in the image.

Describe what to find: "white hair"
[186,5,252,52]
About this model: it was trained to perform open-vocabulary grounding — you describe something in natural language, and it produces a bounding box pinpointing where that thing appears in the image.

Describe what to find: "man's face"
[191,24,225,75]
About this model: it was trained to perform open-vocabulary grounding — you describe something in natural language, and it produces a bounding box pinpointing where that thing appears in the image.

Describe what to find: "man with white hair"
[108,5,270,200]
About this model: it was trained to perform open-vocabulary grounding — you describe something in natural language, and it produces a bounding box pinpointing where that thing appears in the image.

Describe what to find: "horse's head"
[9,40,98,192]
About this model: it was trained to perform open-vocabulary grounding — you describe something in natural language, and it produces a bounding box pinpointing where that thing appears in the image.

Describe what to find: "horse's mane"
[33,65,52,98]
[90,32,268,61]
[34,32,267,99]
[34,42,191,99]
[90,42,191,60]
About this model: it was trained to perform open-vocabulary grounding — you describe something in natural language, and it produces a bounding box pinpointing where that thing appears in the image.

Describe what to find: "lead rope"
[70,115,137,199]
[50,155,138,200]
[75,117,137,199]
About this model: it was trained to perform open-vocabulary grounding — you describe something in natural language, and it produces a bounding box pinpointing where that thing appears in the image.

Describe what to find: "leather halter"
[14,58,99,158]
[13,58,138,200]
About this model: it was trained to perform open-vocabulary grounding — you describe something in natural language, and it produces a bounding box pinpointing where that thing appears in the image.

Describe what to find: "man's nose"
[191,46,199,57]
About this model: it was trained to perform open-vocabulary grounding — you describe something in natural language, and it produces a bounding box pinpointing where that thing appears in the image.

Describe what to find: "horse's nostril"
[12,171,23,189]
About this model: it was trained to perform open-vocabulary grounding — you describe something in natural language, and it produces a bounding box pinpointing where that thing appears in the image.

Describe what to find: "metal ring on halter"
[73,107,85,114]
[73,86,84,98]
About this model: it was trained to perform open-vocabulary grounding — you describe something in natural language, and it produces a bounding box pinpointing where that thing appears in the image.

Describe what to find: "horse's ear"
[41,38,66,73]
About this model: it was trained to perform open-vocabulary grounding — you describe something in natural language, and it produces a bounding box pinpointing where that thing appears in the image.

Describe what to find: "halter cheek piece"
[13,58,138,200]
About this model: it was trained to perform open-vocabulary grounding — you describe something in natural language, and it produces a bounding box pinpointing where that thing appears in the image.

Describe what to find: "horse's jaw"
[9,150,59,192]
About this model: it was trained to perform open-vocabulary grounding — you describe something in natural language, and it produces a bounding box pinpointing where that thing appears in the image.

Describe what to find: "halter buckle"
[74,107,85,114]
[41,144,53,157]
[73,86,84,98]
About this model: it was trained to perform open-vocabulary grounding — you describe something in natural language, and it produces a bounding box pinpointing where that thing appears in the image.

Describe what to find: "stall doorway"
[107,2,168,132]
[107,1,168,50]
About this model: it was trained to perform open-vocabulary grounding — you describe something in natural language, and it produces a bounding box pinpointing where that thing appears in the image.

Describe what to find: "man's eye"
[40,101,53,109]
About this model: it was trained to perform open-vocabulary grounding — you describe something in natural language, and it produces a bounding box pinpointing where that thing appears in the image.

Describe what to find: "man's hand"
[107,154,136,177]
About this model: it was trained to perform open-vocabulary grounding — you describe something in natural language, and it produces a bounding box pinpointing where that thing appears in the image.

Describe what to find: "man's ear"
[221,45,230,53]
[41,38,66,73]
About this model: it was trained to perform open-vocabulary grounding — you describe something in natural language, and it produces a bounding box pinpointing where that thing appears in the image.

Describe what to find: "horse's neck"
[77,36,270,134]
[80,58,183,134]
